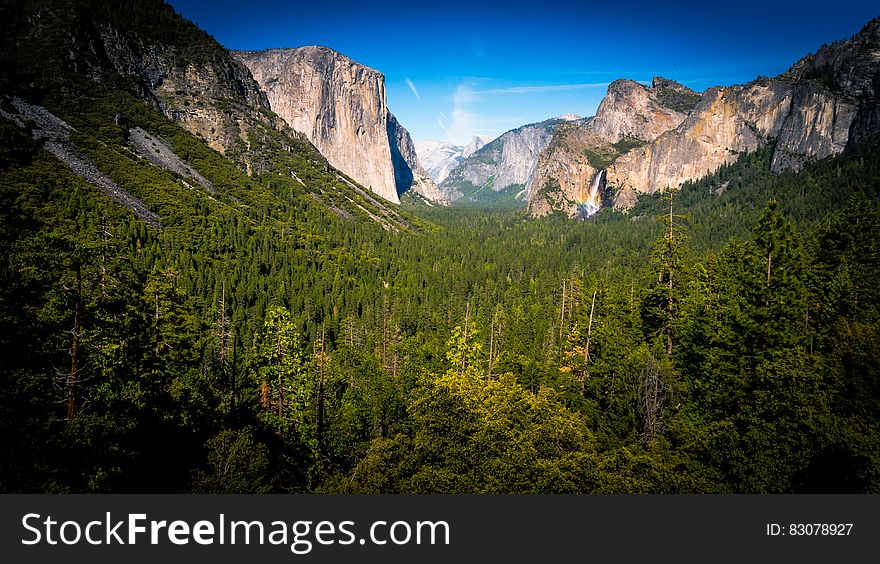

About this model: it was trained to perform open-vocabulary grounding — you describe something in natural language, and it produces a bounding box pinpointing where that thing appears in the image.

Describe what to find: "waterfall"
[578,170,605,219]
[588,169,605,202]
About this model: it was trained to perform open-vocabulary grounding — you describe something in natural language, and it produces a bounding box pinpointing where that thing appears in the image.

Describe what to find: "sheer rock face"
[528,125,606,217]
[234,46,415,204]
[528,78,696,217]
[607,77,859,208]
[387,113,448,204]
[588,78,693,143]
[441,119,561,201]
[607,18,879,209]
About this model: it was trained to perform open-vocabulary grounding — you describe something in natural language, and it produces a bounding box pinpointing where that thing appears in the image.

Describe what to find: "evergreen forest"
[1,0,879,494]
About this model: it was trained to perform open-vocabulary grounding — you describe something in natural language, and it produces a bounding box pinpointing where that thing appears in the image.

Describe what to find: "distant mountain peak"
[462,135,489,158]
[556,113,582,121]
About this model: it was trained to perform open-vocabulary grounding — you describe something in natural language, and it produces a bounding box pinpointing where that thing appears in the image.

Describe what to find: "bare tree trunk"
[317,325,325,456]
[667,267,674,358]
[640,356,664,447]
[460,302,470,377]
[66,265,82,421]
[488,314,494,381]
[276,334,284,419]
[667,196,674,357]
[560,278,567,342]
[585,289,597,365]
[219,281,228,365]
[382,293,388,370]
[230,331,237,415]
[278,371,283,419]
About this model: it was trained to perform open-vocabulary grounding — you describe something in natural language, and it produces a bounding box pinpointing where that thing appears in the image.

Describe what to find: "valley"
[0,0,878,494]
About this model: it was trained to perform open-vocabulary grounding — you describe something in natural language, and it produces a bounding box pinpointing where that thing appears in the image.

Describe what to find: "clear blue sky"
[169,0,877,146]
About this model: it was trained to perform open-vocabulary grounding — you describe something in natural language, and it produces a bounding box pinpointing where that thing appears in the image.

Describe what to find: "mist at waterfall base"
[576,170,605,220]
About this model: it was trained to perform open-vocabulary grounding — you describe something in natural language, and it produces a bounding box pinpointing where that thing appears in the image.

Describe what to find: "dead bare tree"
[638,354,666,447]
[66,264,82,421]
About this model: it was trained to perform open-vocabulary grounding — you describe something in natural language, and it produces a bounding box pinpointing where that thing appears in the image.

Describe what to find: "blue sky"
[169,0,878,145]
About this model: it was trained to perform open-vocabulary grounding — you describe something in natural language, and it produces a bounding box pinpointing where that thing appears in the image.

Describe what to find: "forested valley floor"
[2,112,879,492]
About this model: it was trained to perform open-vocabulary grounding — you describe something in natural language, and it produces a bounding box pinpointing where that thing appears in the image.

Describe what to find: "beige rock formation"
[589,78,692,143]
[528,125,606,217]
[607,78,858,208]
[603,18,880,210]
[234,46,411,204]
[528,78,697,217]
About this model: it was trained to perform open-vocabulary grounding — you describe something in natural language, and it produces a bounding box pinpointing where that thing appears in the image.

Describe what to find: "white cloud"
[441,84,495,144]
[405,77,422,101]
[439,81,605,144]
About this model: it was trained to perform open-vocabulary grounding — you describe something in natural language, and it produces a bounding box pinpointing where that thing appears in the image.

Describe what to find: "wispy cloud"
[439,84,526,144]
[405,77,422,101]
[437,115,451,138]
[436,80,608,144]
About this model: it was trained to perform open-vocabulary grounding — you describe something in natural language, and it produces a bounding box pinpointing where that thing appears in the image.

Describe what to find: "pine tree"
[250,306,313,445]
[646,191,689,357]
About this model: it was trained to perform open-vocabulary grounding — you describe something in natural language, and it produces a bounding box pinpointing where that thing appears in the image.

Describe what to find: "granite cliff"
[528,125,609,218]
[529,78,698,217]
[441,117,576,204]
[606,17,880,209]
[233,47,440,204]
[0,0,415,231]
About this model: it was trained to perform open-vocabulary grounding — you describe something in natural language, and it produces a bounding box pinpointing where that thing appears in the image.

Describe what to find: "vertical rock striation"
[234,46,441,205]
[606,17,879,209]
[528,78,698,217]
[234,47,398,203]
[441,118,570,203]
[606,77,859,208]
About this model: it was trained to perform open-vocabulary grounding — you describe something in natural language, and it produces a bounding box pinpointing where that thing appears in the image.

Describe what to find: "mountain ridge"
[439,116,576,204]
[605,17,880,210]
[0,0,419,231]
[528,77,698,217]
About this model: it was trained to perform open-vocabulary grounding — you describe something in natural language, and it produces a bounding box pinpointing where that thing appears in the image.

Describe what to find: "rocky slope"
[0,97,162,228]
[234,46,441,205]
[588,78,697,143]
[528,78,699,217]
[388,113,450,203]
[0,0,416,231]
[527,124,609,218]
[606,17,880,209]
[441,118,576,203]
[0,1,279,164]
